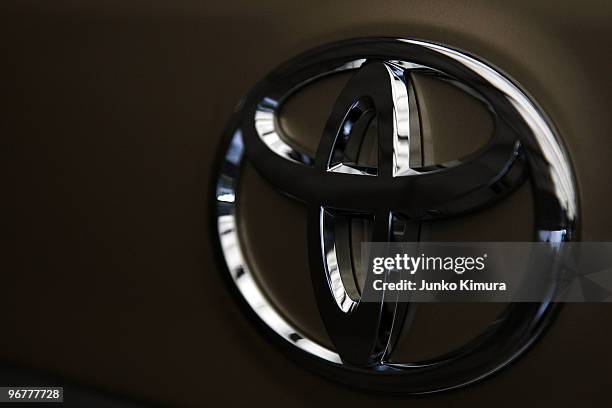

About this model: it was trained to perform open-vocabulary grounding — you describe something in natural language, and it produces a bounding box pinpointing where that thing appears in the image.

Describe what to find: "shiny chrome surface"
[213,38,579,393]
[215,130,341,364]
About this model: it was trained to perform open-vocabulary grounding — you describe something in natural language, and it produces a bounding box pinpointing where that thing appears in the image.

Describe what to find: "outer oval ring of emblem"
[212,38,579,394]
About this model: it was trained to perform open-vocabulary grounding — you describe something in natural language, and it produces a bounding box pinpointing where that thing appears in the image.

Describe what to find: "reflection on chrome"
[215,131,341,364]
[402,39,577,222]
[253,58,368,165]
[254,109,299,163]
[388,64,414,177]
[327,98,378,176]
[320,209,358,313]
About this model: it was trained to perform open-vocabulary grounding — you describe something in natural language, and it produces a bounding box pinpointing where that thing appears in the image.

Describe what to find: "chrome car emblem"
[212,38,578,393]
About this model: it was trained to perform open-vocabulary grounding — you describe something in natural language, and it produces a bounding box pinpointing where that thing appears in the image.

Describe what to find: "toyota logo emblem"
[212,38,578,393]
